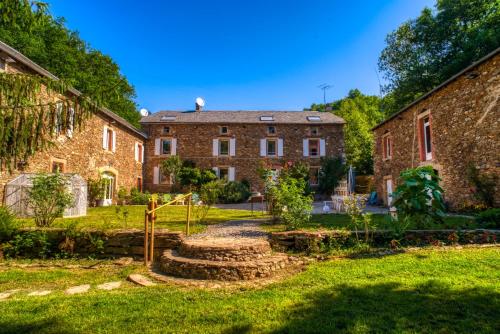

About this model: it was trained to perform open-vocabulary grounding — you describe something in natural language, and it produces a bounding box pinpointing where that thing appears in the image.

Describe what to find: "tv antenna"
[318,83,332,104]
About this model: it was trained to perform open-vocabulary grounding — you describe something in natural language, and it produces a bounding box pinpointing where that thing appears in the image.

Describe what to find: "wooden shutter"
[278,138,284,157]
[153,166,159,185]
[229,138,236,156]
[303,139,309,157]
[213,139,219,156]
[102,126,108,149]
[228,167,235,181]
[320,139,326,156]
[260,139,266,156]
[171,138,177,155]
[154,138,160,155]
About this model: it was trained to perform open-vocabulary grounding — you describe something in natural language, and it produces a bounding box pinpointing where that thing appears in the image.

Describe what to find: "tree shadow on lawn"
[0,317,80,334]
[273,281,499,334]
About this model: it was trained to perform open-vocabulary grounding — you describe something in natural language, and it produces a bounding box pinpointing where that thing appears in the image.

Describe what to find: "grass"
[263,214,478,232]
[0,247,498,333]
[16,205,262,233]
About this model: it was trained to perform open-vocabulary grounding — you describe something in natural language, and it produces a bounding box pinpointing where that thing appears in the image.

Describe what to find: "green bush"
[318,157,347,195]
[3,231,52,259]
[0,206,17,243]
[476,208,500,229]
[117,187,129,205]
[219,181,251,203]
[392,166,445,229]
[28,173,74,227]
[274,177,313,230]
[130,188,150,205]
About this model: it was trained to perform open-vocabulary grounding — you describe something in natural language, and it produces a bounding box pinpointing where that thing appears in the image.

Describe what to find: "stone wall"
[270,229,499,252]
[373,53,500,210]
[141,123,344,192]
[0,51,145,203]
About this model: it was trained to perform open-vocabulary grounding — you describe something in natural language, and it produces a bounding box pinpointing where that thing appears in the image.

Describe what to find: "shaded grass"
[263,213,477,232]
[16,205,261,233]
[0,247,499,333]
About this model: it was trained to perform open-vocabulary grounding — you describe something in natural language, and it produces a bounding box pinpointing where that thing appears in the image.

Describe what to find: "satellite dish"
[139,108,149,117]
[195,97,205,107]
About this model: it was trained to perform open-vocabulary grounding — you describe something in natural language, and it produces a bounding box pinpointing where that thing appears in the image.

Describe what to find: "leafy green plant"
[161,156,183,191]
[117,187,129,205]
[3,231,52,259]
[219,181,251,203]
[87,233,105,258]
[130,188,150,205]
[274,177,313,230]
[392,166,445,229]
[318,157,347,195]
[0,206,18,242]
[28,173,74,227]
[476,208,500,229]
[115,206,130,228]
[344,194,370,241]
[195,180,223,222]
[467,165,498,208]
[87,177,105,207]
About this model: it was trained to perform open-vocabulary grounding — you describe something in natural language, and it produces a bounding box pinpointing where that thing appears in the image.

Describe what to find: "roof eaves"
[372,47,500,131]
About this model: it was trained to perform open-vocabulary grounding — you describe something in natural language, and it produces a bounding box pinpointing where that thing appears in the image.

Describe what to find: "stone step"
[179,238,272,262]
[159,249,290,281]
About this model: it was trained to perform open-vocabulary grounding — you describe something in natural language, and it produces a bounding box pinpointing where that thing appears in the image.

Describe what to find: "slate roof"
[0,40,147,139]
[140,110,345,125]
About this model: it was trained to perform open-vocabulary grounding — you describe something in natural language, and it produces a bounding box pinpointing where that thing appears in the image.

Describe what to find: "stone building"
[373,48,499,210]
[0,41,146,205]
[140,108,345,193]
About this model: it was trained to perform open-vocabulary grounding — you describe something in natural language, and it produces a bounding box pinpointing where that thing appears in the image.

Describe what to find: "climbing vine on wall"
[0,72,98,172]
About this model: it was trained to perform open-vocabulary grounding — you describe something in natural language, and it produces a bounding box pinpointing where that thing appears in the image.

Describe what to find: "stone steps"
[158,237,295,281]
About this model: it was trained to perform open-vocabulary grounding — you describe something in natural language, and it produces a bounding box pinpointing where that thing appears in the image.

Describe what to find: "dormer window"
[260,116,274,121]
[163,126,170,134]
[307,116,321,122]
[160,116,176,121]
[220,126,228,135]
[267,126,276,135]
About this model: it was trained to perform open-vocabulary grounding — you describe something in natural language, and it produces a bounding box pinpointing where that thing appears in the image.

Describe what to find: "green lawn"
[263,214,478,232]
[16,205,261,233]
[0,247,498,333]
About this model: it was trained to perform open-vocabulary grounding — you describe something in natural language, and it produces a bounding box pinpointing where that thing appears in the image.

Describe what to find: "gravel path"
[189,219,269,239]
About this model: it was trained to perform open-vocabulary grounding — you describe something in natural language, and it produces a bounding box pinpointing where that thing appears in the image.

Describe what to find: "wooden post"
[144,208,149,266]
[149,199,156,262]
[186,194,191,236]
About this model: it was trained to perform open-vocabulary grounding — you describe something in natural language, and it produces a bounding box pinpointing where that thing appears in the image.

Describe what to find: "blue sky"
[47,0,434,112]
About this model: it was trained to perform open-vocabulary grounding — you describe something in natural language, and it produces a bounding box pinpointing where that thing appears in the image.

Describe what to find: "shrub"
[274,177,313,230]
[117,187,129,205]
[28,173,74,227]
[87,177,105,207]
[130,188,150,205]
[0,207,17,243]
[392,166,445,228]
[161,156,183,191]
[3,231,52,259]
[220,181,251,203]
[476,208,500,229]
[318,157,347,195]
[195,180,223,222]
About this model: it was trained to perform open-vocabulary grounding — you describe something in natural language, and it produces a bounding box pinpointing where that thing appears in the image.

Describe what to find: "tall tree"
[0,0,140,126]
[307,89,384,175]
[379,0,500,114]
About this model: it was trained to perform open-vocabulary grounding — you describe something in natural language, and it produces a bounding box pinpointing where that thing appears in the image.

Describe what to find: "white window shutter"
[320,139,326,156]
[278,138,284,157]
[134,143,139,161]
[141,144,145,163]
[228,167,235,181]
[171,138,177,155]
[303,139,309,157]
[154,138,160,155]
[66,108,74,138]
[112,130,116,152]
[153,166,159,185]
[213,139,219,156]
[229,138,236,156]
[260,139,266,156]
[102,126,108,149]
[212,167,219,177]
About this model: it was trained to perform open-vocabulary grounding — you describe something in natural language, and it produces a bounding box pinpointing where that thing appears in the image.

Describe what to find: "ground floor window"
[101,172,115,206]
[137,177,143,192]
[309,167,320,186]
[218,167,229,181]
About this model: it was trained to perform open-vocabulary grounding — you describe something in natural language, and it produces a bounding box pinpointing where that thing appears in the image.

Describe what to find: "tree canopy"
[308,89,385,175]
[379,0,500,114]
[0,0,140,126]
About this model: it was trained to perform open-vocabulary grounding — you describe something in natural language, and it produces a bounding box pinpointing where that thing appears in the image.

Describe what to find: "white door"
[102,173,115,206]
[386,178,393,207]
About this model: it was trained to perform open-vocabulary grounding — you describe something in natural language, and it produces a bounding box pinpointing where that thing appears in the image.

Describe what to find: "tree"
[28,173,74,227]
[0,0,140,126]
[318,157,347,195]
[307,89,385,175]
[161,156,183,191]
[379,0,500,114]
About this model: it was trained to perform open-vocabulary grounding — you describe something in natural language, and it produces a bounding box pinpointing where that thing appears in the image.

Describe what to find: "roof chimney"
[195,97,205,112]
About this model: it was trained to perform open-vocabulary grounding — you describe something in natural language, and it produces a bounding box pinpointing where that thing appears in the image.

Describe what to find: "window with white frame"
[309,139,320,157]
[382,132,392,160]
[135,142,144,162]
[219,139,229,156]
[303,138,325,157]
[419,114,432,161]
[266,139,277,156]
[102,126,116,152]
[309,167,320,186]
[163,126,170,134]
[267,126,276,135]
[161,139,172,155]
[220,126,228,135]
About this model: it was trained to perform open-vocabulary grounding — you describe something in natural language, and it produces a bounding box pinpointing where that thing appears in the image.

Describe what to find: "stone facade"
[0,43,146,204]
[373,51,500,210]
[141,120,345,193]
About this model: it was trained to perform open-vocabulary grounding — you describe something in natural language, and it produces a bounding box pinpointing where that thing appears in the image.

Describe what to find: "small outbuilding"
[4,173,87,218]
